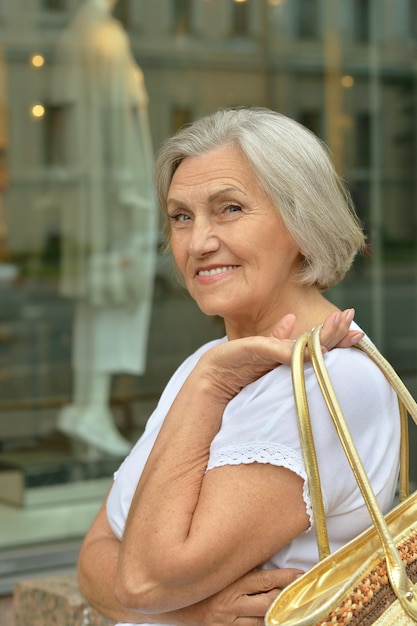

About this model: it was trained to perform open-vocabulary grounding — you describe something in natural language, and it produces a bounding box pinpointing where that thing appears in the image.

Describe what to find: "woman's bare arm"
[78,495,303,625]
[114,310,361,612]
[79,309,362,620]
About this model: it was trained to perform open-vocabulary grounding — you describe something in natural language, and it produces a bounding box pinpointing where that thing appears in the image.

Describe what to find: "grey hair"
[155,107,365,290]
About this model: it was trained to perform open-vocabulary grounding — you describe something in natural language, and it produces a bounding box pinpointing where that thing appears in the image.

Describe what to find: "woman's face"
[167,144,302,335]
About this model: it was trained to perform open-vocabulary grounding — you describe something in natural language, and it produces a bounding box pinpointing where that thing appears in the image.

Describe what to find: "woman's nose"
[188,218,220,257]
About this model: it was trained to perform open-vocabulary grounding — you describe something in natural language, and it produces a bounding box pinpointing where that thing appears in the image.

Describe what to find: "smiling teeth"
[198,266,236,276]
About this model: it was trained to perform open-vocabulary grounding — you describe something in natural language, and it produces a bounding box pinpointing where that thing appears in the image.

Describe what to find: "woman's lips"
[196,265,238,277]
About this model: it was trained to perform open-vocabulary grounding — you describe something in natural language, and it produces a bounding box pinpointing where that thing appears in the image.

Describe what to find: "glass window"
[298,110,322,137]
[42,104,70,166]
[356,111,371,168]
[296,0,319,39]
[1,0,417,599]
[231,0,250,38]
[410,0,417,38]
[41,0,66,11]
[171,106,192,133]
[173,0,192,36]
[353,0,370,42]
[113,0,130,29]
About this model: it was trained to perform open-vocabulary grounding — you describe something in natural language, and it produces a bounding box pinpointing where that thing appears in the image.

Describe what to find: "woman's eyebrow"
[208,186,246,202]
[167,186,246,208]
[166,197,186,209]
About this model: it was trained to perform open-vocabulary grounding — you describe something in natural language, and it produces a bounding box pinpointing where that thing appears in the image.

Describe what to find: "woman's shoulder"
[153,336,228,407]
[323,332,391,394]
[171,335,227,377]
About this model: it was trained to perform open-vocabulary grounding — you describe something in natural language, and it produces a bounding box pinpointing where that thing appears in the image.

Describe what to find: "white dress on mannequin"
[50,0,157,455]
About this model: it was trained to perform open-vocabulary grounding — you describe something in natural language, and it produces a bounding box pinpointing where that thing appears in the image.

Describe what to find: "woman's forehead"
[168,146,255,193]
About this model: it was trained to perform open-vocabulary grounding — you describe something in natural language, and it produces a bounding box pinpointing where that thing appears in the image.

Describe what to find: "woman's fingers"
[333,329,364,348]
[269,313,297,341]
[320,308,363,350]
[236,567,303,597]
[270,308,363,356]
[199,568,303,625]
[233,568,303,624]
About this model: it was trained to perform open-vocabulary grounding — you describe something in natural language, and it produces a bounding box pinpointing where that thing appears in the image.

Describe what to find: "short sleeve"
[206,346,400,533]
[207,364,306,476]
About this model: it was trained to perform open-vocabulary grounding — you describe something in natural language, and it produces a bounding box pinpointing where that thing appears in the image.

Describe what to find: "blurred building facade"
[0,0,417,591]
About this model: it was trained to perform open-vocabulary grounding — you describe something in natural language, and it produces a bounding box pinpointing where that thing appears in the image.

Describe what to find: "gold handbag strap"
[291,331,330,560]
[292,326,417,618]
[353,337,413,501]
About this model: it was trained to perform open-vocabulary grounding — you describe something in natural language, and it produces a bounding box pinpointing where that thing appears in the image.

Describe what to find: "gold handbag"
[265,325,417,625]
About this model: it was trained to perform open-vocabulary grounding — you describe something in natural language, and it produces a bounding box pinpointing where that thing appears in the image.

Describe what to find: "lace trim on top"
[206,442,318,526]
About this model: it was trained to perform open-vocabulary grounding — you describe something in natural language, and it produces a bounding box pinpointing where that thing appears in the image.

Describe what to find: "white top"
[107,328,400,626]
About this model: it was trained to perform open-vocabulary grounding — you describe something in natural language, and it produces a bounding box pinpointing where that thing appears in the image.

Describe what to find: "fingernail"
[342,308,355,322]
[332,312,341,325]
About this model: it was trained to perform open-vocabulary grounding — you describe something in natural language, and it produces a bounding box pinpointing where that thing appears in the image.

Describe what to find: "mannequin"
[51,0,157,456]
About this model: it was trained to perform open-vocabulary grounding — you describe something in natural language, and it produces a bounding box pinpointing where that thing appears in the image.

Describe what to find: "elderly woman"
[78,108,400,626]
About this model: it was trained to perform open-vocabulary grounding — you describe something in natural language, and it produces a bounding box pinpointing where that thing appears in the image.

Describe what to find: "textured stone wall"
[14,574,113,626]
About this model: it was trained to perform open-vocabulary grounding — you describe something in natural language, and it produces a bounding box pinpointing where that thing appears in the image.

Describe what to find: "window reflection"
[41,0,66,11]
[231,0,250,38]
[42,104,70,166]
[356,112,371,169]
[173,0,192,36]
[113,0,130,29]
[0,0,417,591]
[172,105,192,133]
[296,0,319,39]
[298,110,322,137]
[411,0,417,38]
[354,0,370,43]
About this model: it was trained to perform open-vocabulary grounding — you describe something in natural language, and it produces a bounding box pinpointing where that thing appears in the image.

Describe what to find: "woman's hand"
[186,567,303,626]
[307,308,363,350]
[265,307,362,350]
[199,308,363,403]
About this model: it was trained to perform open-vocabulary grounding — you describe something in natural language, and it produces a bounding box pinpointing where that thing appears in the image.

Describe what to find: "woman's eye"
[224,204,242,214]
[169,212,190,223]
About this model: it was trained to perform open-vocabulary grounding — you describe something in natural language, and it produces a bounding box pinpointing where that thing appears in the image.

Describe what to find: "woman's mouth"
[197,265,238,277]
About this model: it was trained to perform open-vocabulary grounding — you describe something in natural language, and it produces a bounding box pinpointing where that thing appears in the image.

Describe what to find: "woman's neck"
[224,289,339,341]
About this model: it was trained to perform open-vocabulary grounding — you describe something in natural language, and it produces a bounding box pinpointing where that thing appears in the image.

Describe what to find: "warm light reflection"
[341,75,354,88]
[30,54,45,68]
[233,0,248,3]
[31,104,45,119]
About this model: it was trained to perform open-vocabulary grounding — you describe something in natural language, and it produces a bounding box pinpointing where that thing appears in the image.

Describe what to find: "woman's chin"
[194,300,228,319]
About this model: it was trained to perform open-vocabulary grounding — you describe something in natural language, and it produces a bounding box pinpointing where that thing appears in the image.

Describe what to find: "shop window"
[42,104,70,166]
[296,0,319,39]
[356,112,371,168]
[410,0,417,39]
[0,144,7,195]
[113,0,130,29]
[2,0,417,595]
[41,0,66,11]
[298,110,322,137]
[172,106,192,133]
[231,0,250,38]
[353,0,370,43]
[173,0,192,36]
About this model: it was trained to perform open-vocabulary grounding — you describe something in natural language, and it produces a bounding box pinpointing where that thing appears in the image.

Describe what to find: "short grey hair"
[155,107,365,290]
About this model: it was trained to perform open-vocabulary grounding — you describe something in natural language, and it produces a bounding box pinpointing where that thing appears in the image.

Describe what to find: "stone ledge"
[13,573,113,626]
[0,595,14,626]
